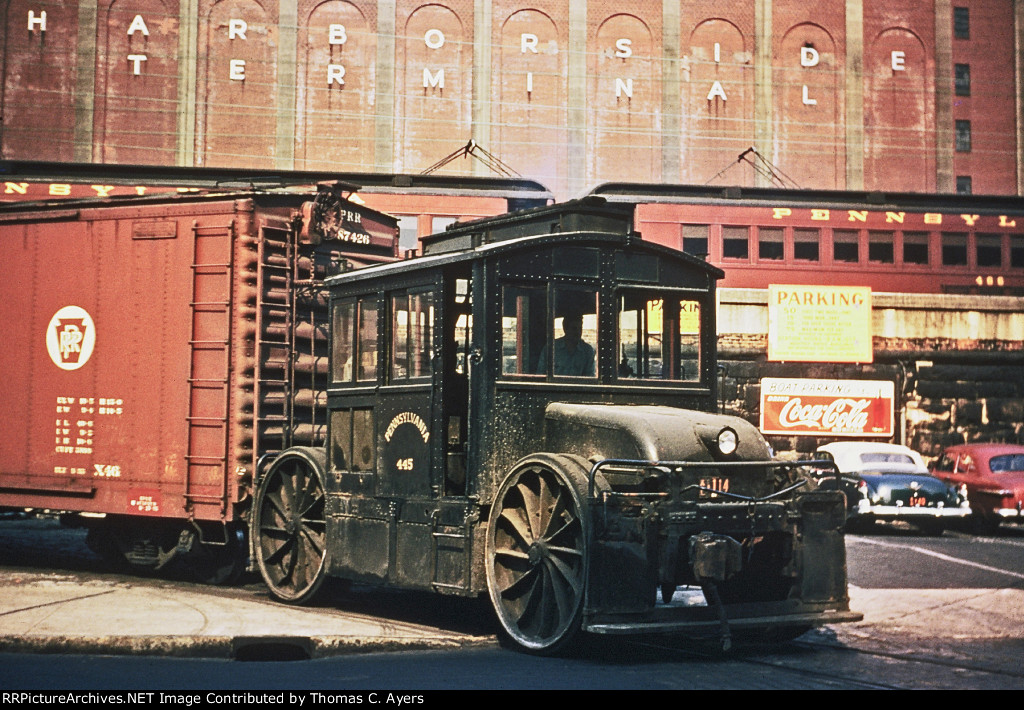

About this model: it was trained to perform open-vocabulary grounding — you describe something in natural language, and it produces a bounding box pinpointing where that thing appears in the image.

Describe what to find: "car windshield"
[989,454,1024,473]
[860,453,915,465]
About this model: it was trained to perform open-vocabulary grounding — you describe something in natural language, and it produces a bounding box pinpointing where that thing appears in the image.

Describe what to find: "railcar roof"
[0,187,322,215]
[0,159,554,199]
[325,226,723,288]
[590,181,1024,214]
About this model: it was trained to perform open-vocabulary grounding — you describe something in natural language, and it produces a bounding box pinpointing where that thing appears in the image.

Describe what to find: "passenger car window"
[990,454,1024,473]
[860,453,914,465]
[955,455,974,474]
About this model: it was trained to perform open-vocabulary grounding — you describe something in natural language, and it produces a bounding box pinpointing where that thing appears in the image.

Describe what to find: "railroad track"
[619,631,1024,690]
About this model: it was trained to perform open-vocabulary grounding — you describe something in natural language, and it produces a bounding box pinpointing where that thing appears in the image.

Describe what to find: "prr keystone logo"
[46,306,96,371]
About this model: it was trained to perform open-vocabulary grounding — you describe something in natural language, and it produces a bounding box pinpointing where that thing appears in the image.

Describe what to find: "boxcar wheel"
[189,525,247,586]
[254,447,329,604]
[486,454,592,655]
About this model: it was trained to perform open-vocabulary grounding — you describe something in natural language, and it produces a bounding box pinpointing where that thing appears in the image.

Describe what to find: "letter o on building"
[424,29,445,49]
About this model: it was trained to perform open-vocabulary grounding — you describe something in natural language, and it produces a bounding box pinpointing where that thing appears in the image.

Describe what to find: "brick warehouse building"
[1,0,1023,199]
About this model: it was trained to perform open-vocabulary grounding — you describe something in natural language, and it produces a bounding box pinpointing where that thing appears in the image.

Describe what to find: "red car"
[931,444,1024,532]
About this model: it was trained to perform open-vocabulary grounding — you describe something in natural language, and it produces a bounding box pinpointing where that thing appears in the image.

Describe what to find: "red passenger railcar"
[0,186,397,582]
[594,184,1024,296]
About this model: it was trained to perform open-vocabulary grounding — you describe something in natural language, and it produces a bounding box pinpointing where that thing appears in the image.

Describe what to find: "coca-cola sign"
[760,378,894,437]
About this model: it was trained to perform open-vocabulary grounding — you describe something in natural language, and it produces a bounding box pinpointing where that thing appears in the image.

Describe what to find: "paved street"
[0,516,1022,689]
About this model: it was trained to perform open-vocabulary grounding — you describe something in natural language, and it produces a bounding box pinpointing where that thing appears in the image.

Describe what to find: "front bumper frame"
[581,458,863,645]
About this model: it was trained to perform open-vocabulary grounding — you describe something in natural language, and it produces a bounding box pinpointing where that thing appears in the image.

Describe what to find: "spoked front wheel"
[253,447,329,604]
[485,454,592,654]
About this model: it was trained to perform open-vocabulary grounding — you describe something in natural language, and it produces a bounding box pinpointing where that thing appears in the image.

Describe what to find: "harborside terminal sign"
[760,378,895,438]
[767,285,872,363]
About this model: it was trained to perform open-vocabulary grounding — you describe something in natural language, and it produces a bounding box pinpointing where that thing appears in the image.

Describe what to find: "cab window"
[501,284,546,376]
[617,291,701,381]
[332,300,355,383]
[500,286,598,379]
[332,296,379,383]
[541,289,598,378]
[390,290,434,381]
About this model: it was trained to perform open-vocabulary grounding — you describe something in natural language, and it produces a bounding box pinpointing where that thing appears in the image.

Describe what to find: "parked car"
[930,443,1024,533]
[813,442,971,535]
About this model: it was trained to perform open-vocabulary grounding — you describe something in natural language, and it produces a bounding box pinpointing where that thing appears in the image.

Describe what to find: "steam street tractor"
[251,197,861,654]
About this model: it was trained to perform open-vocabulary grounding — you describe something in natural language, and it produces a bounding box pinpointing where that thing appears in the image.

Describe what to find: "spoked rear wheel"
[485,454,591,654]
[254,448,329,604]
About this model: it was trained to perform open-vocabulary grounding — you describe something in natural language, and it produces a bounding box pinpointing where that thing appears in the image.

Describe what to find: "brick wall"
[1,1,1019,198]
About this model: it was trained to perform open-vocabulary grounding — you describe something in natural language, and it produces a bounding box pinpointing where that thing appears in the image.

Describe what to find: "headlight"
[716,427,738,456]
[695,423,740,458]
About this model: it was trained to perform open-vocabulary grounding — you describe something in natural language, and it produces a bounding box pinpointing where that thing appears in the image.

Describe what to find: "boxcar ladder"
[184,222,235,517]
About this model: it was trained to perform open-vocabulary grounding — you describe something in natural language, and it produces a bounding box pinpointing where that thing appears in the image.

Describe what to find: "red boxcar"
[0,187,397,582]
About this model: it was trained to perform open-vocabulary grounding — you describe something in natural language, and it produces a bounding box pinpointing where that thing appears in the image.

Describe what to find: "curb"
[0,634,497,660]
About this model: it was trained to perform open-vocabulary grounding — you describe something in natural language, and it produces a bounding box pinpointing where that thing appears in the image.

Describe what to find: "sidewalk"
[3,560,1022,666]
[0,568,495,659]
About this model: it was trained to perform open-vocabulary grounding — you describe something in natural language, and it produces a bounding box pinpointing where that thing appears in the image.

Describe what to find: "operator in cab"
[537,310,595,377]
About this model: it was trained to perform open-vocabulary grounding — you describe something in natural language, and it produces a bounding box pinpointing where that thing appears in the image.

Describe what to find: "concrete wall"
[717,288,1024,460]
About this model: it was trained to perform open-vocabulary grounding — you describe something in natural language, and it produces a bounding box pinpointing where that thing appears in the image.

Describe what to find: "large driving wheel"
[254,447,329,604]
[485,454,591,654]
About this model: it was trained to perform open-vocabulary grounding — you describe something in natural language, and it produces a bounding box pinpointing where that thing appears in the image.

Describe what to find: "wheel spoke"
[498,563,538,598]
[543,515,578,546]
[494,547,530,562]
[262,533,294,576]
[259,522,288,535]
[546,544,583,560]
[532,561,565,638]
[545,553,583,598]
[544,480,579,537]
[295,528,312,589]
[299,523,326,557]
[497,504,535,550]
[280,466,297,511]
[545,564,576,628]
[514,477,542,540]
[263,489,289,525]
[537,472,558,537]
[297,473,322,518]
[515,568,546,633]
